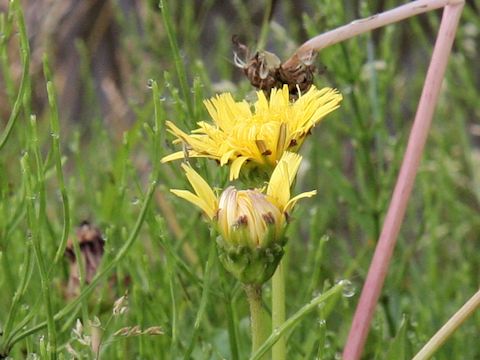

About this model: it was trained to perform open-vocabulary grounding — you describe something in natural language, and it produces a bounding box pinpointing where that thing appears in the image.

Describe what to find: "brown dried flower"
[64,221,105,298]
[232,36,318,97]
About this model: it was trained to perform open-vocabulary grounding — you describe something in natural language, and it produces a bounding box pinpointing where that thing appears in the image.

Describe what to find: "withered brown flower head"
[65,221,105,298]
[232,36,318,97]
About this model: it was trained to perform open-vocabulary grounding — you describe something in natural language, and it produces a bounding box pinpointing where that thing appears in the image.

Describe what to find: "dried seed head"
[232,35,250,68]
[71,319,92,347]
[144,326,164,335]
[278,52,317,96]
[243,51,283,94]
[114,327,131,337]
[232,38,320,98]
[113,325,164,337]
[113,292,129,316]
[73,319,84,339]
[89,316,102,328]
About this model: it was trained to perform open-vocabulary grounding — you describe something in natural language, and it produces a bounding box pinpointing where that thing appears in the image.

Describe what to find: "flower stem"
[343,2,464,359]
[250,282,345,360]
[272,262,286,360]
[283,0,461,68]
[412,288,480,360]
[245,284,268,358]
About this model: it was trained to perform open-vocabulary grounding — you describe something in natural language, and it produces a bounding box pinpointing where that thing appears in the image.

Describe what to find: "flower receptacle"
[216,235,286,285]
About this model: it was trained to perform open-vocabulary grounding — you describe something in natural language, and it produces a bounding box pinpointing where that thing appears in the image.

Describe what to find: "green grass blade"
[159,0,194,122]
[250,282,345,360]
[0,0,29,151]
[6,179,158,349]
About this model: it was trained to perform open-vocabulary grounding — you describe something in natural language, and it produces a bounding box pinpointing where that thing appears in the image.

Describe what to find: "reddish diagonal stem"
[282,0,463,69]
[343,3,464,360]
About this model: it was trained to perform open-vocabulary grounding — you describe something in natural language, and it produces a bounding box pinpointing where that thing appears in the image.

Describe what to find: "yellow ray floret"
[267,152,317,213]
[162,85,342,180]
[170,163,218,220]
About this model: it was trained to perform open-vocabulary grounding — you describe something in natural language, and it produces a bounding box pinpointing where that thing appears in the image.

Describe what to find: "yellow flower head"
[170,152,316,284]
[162,85,342,180]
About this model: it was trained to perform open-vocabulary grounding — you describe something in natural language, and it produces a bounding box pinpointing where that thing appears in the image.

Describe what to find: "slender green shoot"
[0,0,29,151]
[159,0,194,121]
[250,281,345,360]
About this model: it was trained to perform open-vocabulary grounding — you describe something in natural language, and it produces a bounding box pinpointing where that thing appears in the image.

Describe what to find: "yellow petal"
[230,156,250,180]
[267,152,302,208]
[284,152,302,187]
[220,149,236,165]
[267,161,289,207]
[161,151,215,163]
[170,189,216,219]
[161,151,186,163]
[274,123,287,159]
[255,90,269,113]
[180,164,218,219]
[284,190,317,213]
[166,121,191,144]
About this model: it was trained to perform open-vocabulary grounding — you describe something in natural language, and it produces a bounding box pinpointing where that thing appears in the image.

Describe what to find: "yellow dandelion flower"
[162,85,342,180]
[170,152,316,284]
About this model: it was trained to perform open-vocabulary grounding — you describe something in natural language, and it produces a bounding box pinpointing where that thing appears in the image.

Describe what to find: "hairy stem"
[245,284,268,359]
[272,262,286,360]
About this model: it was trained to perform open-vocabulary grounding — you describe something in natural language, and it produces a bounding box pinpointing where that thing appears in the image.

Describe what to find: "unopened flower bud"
[170,152,316,285]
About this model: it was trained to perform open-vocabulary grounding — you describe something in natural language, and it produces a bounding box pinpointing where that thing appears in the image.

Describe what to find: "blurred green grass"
[1,0,479,358]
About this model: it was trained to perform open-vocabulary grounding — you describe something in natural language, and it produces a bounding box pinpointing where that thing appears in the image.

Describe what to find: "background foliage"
[0,0,479,358]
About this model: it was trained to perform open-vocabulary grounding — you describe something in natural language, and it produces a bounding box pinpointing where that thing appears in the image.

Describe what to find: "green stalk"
[151,80,163,175]
[0,0,29,151]
[226,294,240,360]
[272,261,286,360]
[159,0,194,122]
[256,0,273,50]
[167,253,177,359]
[250,282,345,360]
[0,9,15,104]
[21,154,57,359]
[245,284,268,359]
[43,58,89,323]
[42,60,71,264]
[183,241,216,359]
[0,232,33,356]
[412,288,480,360]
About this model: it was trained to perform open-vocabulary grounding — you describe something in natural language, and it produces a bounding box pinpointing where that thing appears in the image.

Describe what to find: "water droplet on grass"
[338,279,356,297]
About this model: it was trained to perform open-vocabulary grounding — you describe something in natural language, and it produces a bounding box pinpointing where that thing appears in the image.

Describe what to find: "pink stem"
[283,0,460,68]
[343,2,464,360]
